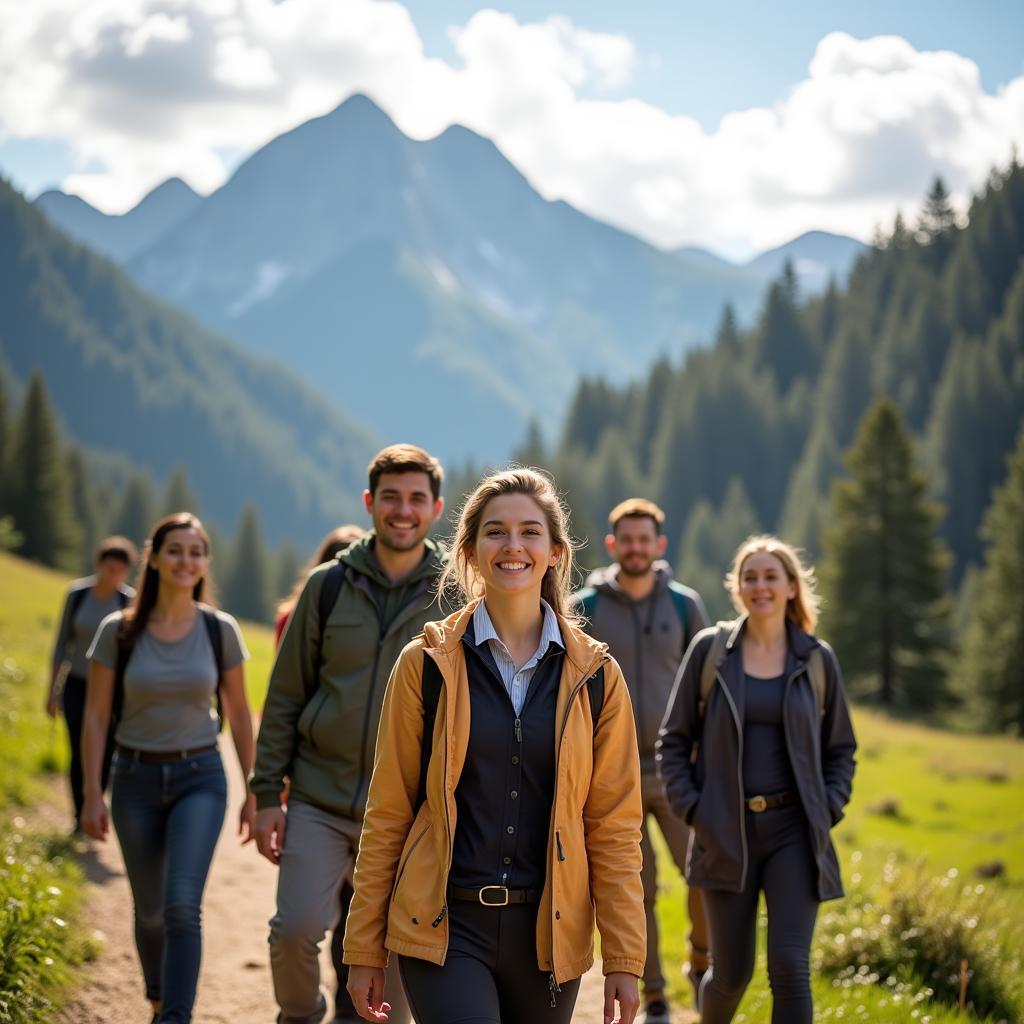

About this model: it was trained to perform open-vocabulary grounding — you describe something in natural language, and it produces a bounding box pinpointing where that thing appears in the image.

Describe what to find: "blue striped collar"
[472,598,564,656]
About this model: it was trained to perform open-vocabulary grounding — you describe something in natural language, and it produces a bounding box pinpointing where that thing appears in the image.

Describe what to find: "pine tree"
[777,424,843,559]
[715,303,742,357]
[512,419,547,468]
[223,504,272,623]
[918,176,957,242]
[160,464,201,517]
[65,447,101,572]
[820,398,953,710]
[111,473,156,549]
[273,541,301,608]
[752,261,817,392]
[6,371,81,569]
[956,426,1024,733]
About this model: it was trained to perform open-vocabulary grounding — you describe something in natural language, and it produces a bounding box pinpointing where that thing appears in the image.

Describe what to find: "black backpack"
[68,582,131,619]
[113,607,225,731]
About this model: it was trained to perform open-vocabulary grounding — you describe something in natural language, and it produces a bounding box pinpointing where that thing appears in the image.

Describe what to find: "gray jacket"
[574,562,708,772]
[656,617,857,901]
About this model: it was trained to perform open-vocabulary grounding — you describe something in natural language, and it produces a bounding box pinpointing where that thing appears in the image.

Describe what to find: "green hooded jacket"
[251,533,447,819]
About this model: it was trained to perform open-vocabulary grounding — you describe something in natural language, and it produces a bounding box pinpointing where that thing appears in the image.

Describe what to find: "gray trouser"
[269,799,410,1024]
[640,773,710,994]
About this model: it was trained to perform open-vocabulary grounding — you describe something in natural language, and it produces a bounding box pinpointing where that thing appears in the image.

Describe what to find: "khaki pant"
[269,800,411,1024]
[640,773,710,994]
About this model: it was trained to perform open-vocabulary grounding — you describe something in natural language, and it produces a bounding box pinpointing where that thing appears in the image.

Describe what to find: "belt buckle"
[748,795,768,813]
[479,885,509,907]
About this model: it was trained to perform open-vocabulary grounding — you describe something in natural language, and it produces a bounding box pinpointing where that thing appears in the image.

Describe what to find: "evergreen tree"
[160,464,201,517]
[273,541,301,609]
[776,424,843,559]
[6,371,80,569]
[714,303,742,357]
[890,212,912,250]
[223,504,272,623]
[65,446,101,573]
[752,261,817,392]
[956,426,1024,733]
[111,472,156,549]
[820,398,953,711]
[918,176,957,241]
[512,419,547,468]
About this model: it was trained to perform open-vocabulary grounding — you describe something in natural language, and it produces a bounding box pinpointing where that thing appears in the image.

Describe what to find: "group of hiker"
[47,443,857,1024]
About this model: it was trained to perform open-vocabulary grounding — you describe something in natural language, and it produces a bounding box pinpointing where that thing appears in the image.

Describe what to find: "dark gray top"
[52,577,135,680]
[742,672,797,796]
[88,609,247,751]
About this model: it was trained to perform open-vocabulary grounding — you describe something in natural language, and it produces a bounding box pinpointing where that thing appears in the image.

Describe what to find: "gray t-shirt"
[52,577,135,680]
[88,608,247,752]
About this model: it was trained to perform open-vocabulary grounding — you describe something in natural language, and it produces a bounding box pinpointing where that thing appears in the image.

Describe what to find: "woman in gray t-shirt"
[80,513,256,1024]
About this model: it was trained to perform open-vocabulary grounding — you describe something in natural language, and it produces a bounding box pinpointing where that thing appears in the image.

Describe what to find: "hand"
[254,806,287,864]
[45,692,60,718]
[81,794,109,842]
[238,791,257,844]
[347,965,391,1021]
[604,972,640,1024]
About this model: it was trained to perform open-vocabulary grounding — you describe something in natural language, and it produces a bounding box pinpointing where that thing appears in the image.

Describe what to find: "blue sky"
[405,1,1024,130]
[0,1,1021,256]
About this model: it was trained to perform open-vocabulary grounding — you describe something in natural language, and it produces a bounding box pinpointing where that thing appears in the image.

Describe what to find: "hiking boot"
[643,997,671,1024]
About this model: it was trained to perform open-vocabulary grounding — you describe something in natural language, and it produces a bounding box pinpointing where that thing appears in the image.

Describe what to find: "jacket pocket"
[392,820,433,903]
[298,688,332,751]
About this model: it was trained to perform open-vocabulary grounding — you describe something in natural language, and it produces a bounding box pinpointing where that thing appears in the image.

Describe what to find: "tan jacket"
[343,600,646,984]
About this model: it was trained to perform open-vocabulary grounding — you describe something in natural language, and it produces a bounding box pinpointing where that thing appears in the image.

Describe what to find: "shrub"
[815,861,1022,1022]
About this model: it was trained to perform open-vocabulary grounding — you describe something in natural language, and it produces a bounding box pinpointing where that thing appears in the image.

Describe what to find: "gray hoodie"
[573,561,708,772]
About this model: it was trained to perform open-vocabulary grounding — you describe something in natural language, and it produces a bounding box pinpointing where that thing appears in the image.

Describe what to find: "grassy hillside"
[1,551,1021,1020]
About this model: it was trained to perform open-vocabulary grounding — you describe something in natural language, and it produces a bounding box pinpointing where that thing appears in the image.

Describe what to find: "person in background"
[344,468,645,1024]
[80,513,256,1024]
[47,535,137,834]
[275,525,366,645]
[251,444,447,1024]
[657,535,857,1024]
[573,498,710,1022]
[273,521,366,1021]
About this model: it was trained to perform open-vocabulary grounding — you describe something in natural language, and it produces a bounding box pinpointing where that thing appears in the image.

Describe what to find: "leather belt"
[117,743,218,763]
[745,791,793,813]
[448,885,540,907]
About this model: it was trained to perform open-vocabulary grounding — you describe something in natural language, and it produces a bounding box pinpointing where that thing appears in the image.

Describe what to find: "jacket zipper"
[716,669,749,891]
[436,655,452,936]
[546,657,603,1004]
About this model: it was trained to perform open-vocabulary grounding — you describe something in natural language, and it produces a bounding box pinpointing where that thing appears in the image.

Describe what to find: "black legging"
[62,674,114,826]
[698,804,819,1024]
[398,900,580,1024]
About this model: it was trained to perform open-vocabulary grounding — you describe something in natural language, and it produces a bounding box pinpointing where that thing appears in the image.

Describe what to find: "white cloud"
[0,2,1021,255]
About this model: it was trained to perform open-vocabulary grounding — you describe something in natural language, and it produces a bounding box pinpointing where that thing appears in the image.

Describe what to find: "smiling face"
[737,550,796,623]
[150,526,209,594]
[606,514,667,578]
[96,554,131,591]
[364,471,444,553]
[470,493,562,600]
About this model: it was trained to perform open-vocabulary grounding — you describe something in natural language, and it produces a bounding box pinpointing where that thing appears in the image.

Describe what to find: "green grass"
[0,551,275,1019]
[650,709,1024,1022]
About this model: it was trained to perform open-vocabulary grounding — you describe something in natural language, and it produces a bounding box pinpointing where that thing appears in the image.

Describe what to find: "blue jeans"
[110,747,227,1023]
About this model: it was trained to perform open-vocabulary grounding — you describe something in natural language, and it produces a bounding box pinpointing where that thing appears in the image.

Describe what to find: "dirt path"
[54,737,694,1022]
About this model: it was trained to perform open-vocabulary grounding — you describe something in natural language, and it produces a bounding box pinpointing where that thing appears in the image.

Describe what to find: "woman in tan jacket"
[344,468,645,1023]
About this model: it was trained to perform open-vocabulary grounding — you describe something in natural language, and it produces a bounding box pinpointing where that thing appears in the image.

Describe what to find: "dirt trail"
[54,737,695,1022]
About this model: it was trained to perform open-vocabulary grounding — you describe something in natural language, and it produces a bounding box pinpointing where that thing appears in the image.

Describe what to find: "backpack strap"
[314,559,347,685]
[699,621,734,717]
[200,607,226,731]
[111,617,133,730]
[68,583,90,621]
[806,647,826,719]
[587,665,605,737]
[666,581,689,639]
[416,652,444,812]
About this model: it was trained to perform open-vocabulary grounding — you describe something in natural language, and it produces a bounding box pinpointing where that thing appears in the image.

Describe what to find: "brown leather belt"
[745,791,793,813]
[448,885,540,907]
[117,743,218,763]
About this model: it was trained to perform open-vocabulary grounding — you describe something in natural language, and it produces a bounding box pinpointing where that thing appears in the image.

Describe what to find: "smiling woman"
[342,468,646,1024]
[79,512,256,1024]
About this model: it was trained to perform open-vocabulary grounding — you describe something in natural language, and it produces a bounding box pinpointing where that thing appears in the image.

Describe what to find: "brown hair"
[609,497,665,534]
[96,535,138,566]
[725,534,821,634]
[368,444,444,501]
[440,467,580,622]
[123,513,216,645]
[276,524,365,618]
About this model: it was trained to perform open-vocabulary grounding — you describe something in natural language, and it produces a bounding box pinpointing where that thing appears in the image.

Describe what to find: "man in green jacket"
[573,498,710,1024]
[251,444,447,1024]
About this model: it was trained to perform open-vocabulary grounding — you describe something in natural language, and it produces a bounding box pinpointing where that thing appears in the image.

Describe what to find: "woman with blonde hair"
[81,513,255,1023]
[344,468,645,1023]
[657,535,856,1024]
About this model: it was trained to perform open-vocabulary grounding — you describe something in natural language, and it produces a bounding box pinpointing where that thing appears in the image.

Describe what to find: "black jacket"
[656,616,857,901]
